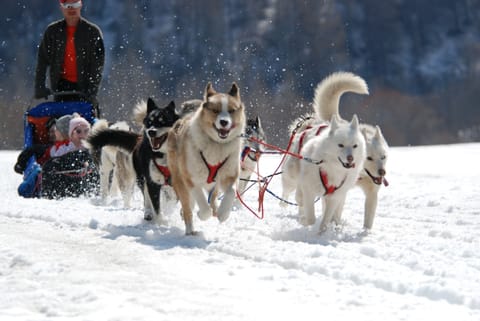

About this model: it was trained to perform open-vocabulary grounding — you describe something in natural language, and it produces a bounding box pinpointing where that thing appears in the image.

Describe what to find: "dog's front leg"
[177,188,195,235]
[217,181,235,222]
[319,195,338,233]
[192,186,213,221]
[332,193,347,227]
[363,186,379,229]
[142,183,156,221]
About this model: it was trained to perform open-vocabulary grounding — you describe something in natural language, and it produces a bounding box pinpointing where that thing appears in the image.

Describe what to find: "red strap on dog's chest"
[153,159,171,185]
[200,152,229,184]
[320,169,345,195]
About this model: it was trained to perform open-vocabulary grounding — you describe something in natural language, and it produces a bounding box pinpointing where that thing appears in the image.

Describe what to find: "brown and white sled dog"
[167,83,246,235]
[281,72,368,232]
[315,72,389,229]
[87,98,180,222]
[90,120,135,207]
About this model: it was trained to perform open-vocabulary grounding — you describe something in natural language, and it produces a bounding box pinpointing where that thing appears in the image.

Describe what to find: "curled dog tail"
[313,72,369,121]
[86,129,139,154]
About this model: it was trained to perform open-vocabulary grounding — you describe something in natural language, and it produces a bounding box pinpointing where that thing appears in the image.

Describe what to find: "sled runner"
[18,95,99,198]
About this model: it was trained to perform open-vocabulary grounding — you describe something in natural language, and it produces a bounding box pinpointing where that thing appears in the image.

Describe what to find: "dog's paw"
[217,209,230,223]
[197,208,213,221]
[299,215,315,226]
[279,200,289,208]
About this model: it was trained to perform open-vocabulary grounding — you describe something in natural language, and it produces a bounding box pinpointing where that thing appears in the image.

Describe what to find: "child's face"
[54,127,67,141]
[70,124,90,145]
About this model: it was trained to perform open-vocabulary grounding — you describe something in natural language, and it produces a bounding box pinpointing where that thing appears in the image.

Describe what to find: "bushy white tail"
[313,72,369,121]
[133,100,148,127]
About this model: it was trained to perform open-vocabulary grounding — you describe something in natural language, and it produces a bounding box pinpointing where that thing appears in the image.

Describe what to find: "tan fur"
[167,83,246,235]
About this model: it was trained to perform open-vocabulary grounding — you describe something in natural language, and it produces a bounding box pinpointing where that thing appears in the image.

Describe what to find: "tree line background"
[1,0,479,149]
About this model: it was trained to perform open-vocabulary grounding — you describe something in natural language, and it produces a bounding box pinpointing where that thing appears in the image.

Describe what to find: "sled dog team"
[87,72,389,235]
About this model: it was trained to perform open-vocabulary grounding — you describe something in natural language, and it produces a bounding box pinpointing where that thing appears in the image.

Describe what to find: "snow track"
[1,145,479,320]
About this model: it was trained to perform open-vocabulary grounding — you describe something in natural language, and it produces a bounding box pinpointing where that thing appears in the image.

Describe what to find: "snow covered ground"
[1,144,479,321]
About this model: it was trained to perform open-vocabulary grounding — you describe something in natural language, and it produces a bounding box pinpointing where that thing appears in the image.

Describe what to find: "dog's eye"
[338,144,344,148]
[367,156,373,161]
[353,144,358,148]
[381,155,386,160]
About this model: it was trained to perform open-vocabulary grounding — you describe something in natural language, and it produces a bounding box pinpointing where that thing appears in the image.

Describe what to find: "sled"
[18,96,99,198]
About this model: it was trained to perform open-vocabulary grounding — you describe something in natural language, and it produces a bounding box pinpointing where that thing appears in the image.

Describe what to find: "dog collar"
[200,151,229,184]
[319,169,346,195]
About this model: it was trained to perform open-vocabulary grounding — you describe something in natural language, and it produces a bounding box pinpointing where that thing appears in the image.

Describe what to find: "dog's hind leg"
[99,152,114,204]
[297,186,316,226]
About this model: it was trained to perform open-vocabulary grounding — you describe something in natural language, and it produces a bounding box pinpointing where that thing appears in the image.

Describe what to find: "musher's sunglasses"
[61,1,82,9]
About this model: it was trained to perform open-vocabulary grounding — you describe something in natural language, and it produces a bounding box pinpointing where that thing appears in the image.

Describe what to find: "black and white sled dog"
[87,98,180,222]
[280,72,369,233]
[90,119,135,207]
[238,116,267,195]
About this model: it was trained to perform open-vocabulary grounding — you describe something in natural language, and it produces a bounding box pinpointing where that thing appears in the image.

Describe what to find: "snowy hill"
[1,144,479,320]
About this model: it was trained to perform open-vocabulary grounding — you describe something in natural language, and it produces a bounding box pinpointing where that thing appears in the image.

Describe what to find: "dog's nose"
[378,168,386,176]
[220,120,229,127]
[147,129,157,137]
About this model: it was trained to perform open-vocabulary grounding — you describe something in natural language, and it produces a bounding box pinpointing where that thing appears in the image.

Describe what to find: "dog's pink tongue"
[383,177,389,187]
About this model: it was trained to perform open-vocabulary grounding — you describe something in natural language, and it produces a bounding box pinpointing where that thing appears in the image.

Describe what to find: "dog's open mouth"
[214,126,231,139]
[365,169,389,186]
[150,133,168,151]
[338,157,355,169]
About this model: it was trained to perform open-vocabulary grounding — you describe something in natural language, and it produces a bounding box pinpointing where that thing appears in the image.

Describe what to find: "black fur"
[87,98,180,220]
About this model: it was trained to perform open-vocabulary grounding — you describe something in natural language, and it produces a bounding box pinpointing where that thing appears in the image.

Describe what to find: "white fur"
[296,115,366,232]
[91,120,135,207]
[167,83,246,235]
[281,72,372,232]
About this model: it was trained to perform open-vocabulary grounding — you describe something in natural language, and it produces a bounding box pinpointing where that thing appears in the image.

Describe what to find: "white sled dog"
[90,119,135,207]
[281,72,368,232]
[167,83,246,235]
[316,72,389,229]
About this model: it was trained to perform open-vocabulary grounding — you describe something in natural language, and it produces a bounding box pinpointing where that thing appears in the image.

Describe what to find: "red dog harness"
[153,159,171,185]
[200,152,229,184]
[320,169,346,195]
[297,125,328,153]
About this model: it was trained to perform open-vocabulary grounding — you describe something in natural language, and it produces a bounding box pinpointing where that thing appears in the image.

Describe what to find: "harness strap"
[320,169,346,195]
[297,125,328,153]
[200,152,229,184]
[153,159,171,185]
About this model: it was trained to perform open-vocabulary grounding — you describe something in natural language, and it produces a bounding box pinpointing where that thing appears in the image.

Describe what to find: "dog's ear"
[373,125,386,144]
[350,114,360,131]
[329,114,339,134]
[255,116,261,128]
[228,83,240,100]
[166,100,175,111]
[205,82,216,100]
[147,97,158,114]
